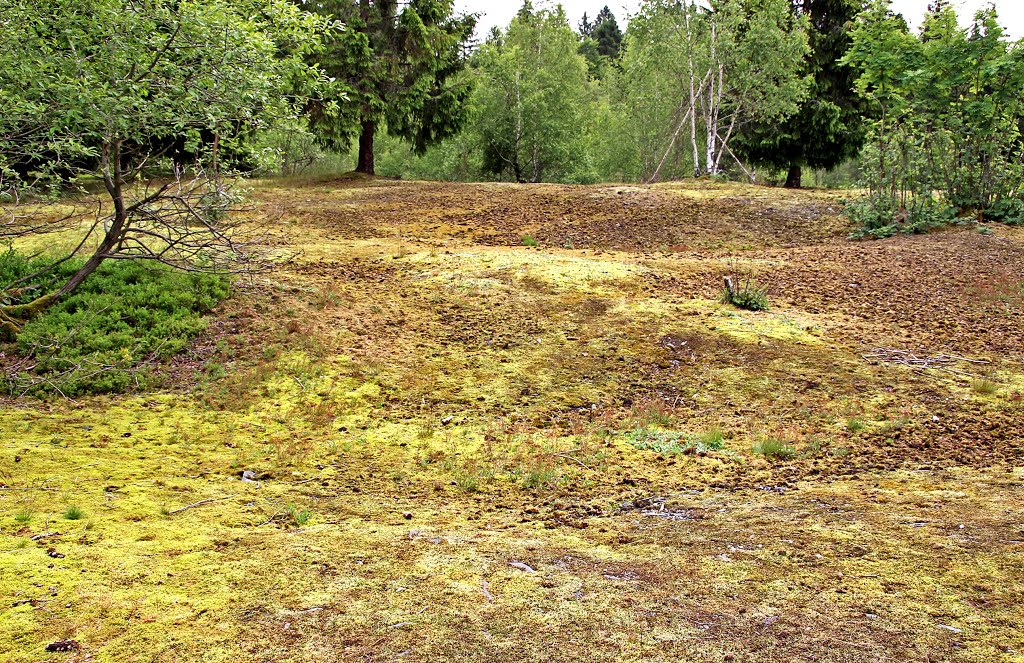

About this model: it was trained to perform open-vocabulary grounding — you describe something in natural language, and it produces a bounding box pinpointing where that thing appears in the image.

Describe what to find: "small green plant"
[971,377,999,395]
[720,276,769,311]
[697,428,725,449]
[751,438,796,460]
[521,466,558,490]
[14,508,34,523]
[455,469,481,493]
[284,503,311,527]
[63,505,85,520]
[627,428,688,454]
[626,427,726,455]
[520,234,539,247]
[846,418,866,433]
[206,363,227,381]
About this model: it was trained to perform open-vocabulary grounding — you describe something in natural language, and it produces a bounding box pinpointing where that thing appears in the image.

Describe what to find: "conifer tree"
[734,0,867,187]
[592,6,623,58]
[308,0,476,175]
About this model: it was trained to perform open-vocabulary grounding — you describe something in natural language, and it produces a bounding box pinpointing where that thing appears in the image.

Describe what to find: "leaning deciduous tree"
[0,0,328,339]
[622,0,809,184]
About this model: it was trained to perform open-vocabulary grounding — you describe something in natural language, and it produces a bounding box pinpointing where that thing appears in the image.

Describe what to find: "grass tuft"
[63,505,85,520]
[971,377,999,395]
[752,438,796,460]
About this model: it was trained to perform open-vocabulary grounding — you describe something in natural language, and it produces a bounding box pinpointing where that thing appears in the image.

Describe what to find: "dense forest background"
[268,0,1024,204]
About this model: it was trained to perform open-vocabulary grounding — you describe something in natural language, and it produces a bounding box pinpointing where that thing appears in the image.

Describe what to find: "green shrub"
[1,249,229,396]
[63,505,85,520]
[986,198,1024,225]
[520,234,539,247]
[720,277,769,312]
[846,194,957,239]
[751,438,796,460]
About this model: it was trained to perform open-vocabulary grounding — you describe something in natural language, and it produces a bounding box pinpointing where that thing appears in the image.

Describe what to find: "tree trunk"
[356,120,375,175]
[1,141,129,339]
[785,164,802,189]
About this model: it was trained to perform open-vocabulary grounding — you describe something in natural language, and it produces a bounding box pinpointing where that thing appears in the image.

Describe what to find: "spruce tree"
[307,0,476,175]
[734,0,867,187]
[592,6,623,58]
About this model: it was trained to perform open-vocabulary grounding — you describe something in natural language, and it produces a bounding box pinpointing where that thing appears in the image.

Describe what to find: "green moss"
[3,179,1022,661]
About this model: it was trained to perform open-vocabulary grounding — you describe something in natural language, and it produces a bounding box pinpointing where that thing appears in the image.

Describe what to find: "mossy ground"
[2,178,1024,661]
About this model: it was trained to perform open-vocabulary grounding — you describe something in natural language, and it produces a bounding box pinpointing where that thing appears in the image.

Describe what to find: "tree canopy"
[475,6,595,183]
[734,0,868,188]
[0,0,328,336]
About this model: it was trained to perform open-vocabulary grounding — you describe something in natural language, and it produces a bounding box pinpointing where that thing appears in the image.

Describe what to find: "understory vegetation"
[0,249,228,396]
[841,2,1024,237]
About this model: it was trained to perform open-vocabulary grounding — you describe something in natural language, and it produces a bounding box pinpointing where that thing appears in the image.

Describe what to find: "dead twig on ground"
[551,451,591,470]
[862,348,991,378]
[168,495,235,515]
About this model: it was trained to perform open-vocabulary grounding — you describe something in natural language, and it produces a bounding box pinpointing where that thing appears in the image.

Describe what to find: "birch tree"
[474,7,594,183]
[620,0,809,183]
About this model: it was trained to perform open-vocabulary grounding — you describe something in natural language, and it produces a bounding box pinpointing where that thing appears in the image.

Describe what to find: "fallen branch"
[168,495,235,515]
[862,348,991,379]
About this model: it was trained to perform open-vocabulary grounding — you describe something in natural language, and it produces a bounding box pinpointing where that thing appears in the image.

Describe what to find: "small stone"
[403,512,413,520]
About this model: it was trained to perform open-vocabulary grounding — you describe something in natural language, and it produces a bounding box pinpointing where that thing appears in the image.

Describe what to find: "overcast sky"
[456,1,1022,40]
